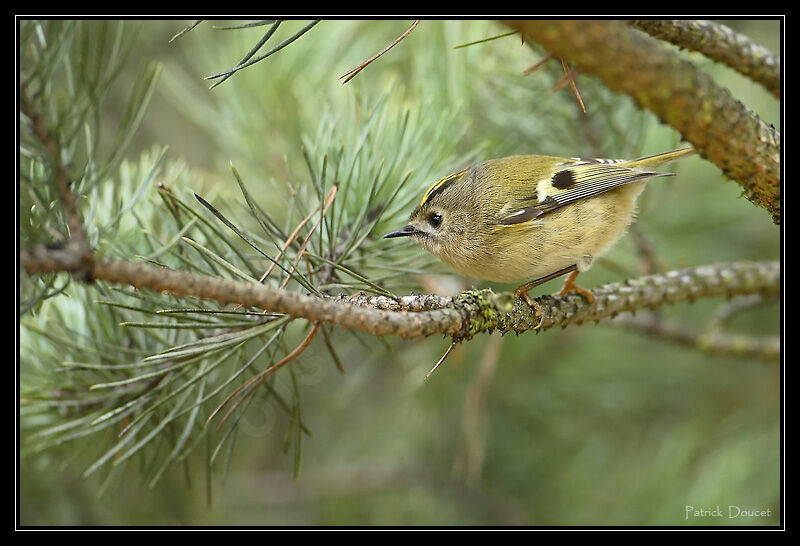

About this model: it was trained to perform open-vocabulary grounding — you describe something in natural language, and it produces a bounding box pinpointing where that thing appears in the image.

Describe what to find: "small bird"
[384,146,695,314]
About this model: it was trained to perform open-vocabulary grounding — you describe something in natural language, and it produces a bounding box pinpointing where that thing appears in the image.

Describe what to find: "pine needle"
[209,323,320,431]
[425,341,456,381]
[522,51,556,76]
[205,20,320,86]
[169,20,202,43]
[340,20,420,84]
[523,52,587,113]
[452,30,519,49]
[558,57,586,113]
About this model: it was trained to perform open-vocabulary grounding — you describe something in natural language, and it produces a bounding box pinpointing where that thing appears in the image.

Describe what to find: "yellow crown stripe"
[419,171,465,207]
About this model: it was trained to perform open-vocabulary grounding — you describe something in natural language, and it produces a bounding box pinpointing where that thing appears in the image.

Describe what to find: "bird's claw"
[514,287,545,330]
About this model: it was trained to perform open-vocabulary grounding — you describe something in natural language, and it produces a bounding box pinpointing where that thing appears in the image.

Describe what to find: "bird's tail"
[625,146,696,170]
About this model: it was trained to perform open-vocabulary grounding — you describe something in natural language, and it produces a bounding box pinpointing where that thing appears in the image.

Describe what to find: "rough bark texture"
[506,20,781,224]
[630,19,780,98]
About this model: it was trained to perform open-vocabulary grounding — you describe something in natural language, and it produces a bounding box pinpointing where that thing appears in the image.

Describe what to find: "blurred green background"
[19,19,780,526]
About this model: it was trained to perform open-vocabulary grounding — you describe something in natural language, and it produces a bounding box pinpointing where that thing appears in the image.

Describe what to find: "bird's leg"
[554,269,596,304]
[514,264,579,327]
[513,284,544,317]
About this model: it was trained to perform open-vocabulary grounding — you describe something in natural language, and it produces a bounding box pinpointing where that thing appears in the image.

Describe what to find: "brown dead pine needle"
[523,53,586,113]
[339,20,420,84]
[552,65,582,92]
[280,184,337,290]
[558,57,586,113]
[209,323,320,430]
[522,51,556,75]
[260,184,338,284]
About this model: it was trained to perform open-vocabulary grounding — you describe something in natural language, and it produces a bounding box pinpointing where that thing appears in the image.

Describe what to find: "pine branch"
[506,20,781,224]
[610,313,779,363]
[20,249,780,342]
[629,20,780,99]
[19,21,781,494]
[20,83,93,280]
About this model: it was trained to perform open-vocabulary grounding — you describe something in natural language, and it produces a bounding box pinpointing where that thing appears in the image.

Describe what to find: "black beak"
[384,225,419,239]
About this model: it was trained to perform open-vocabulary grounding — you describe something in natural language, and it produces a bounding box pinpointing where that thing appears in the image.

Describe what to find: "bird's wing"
[497,161,673,226]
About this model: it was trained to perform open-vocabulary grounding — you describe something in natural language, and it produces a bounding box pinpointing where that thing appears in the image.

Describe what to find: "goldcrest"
[385,146,695,307]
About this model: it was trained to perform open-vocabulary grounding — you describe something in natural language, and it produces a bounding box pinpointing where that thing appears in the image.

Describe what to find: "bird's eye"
[428,213,442,229]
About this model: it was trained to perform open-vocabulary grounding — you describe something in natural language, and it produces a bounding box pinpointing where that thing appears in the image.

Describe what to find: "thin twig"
[709,294,772,329]
[611,312,779,362]
[20,82,92,279]
[339,20,420,84]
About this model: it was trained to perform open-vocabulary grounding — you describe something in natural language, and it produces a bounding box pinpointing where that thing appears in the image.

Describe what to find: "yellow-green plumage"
[386,147,695,284]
